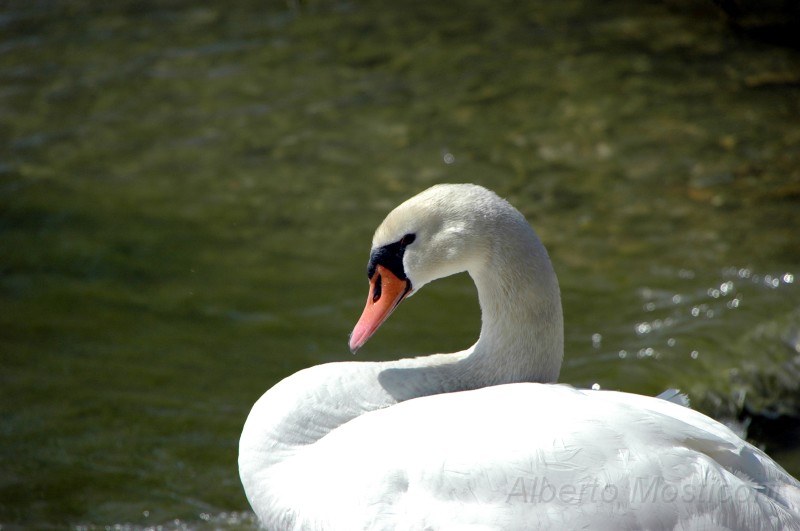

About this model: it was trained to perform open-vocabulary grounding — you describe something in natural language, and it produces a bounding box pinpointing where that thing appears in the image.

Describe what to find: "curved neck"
[449,230,563,390]
[472,236,563,382]
[239,229,564,525]
[241,226,564,457]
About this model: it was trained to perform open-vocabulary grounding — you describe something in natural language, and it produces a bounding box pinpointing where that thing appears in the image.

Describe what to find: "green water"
[2,0,799,528]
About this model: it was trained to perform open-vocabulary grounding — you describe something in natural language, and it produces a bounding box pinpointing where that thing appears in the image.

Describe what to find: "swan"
[239,183,800,530]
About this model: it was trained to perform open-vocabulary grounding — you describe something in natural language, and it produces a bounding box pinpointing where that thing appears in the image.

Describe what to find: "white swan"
[239,183,800,530]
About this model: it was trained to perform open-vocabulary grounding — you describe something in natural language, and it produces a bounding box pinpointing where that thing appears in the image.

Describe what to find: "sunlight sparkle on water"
[591,333,602,348]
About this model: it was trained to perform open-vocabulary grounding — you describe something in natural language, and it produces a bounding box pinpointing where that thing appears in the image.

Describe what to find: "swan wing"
[270,384,800,531]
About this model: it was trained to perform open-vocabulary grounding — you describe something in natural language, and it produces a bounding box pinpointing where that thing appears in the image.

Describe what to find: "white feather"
[239,184,800,530]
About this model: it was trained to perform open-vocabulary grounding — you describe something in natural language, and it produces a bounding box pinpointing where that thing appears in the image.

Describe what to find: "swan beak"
[349,265,412,353]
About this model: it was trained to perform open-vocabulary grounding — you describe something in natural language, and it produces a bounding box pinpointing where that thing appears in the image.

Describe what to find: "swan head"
[349,184,527,352]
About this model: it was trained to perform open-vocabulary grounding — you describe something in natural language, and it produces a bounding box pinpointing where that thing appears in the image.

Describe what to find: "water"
[2,0,799,528]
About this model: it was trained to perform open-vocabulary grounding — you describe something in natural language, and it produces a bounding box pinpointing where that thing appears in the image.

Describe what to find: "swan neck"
[469,234,563,384]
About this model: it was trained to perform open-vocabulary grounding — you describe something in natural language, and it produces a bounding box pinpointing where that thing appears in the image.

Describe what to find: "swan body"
[239,184,800,530]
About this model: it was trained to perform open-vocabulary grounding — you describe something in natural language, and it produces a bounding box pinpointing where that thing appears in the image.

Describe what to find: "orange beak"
[349,264,412,353]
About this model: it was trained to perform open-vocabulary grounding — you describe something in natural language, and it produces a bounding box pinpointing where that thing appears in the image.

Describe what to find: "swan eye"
[372,274,383,302]
[366,236,412,281]
[400,233,416,247]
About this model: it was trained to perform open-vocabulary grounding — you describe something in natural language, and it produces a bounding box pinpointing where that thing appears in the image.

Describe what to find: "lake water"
[2,0,799,529]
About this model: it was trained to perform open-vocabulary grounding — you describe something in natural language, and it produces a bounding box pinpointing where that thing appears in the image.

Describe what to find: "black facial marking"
[366,233,416,280]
